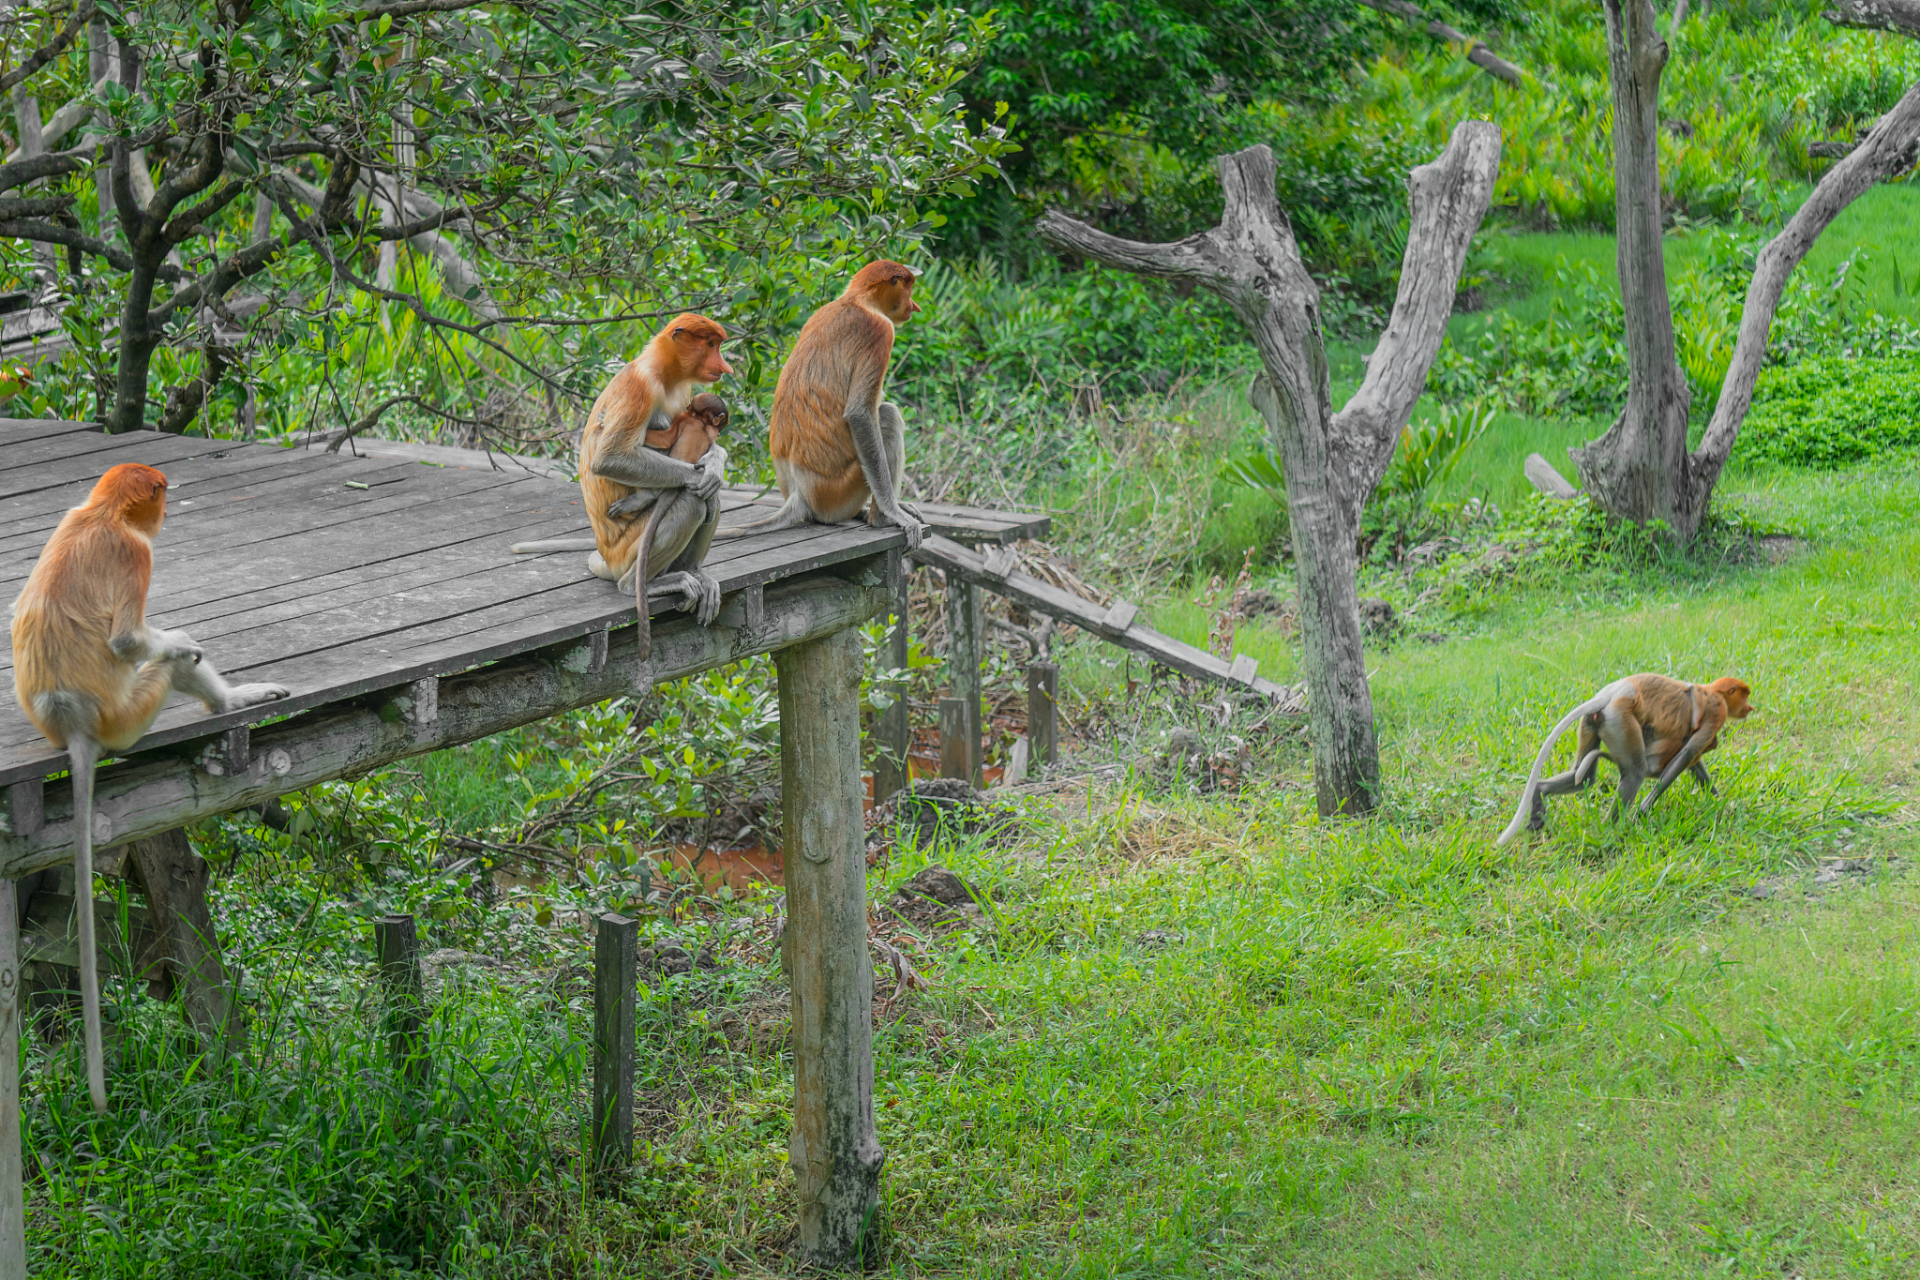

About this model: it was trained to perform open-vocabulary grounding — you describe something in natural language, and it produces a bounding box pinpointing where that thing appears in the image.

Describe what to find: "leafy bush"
[1734,356,1920,467]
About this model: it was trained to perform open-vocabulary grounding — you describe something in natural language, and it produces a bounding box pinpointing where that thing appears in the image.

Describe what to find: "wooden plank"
[0,574,890,865]
[914,534,1298,702]
[0,445,344,539]
[0,432,236,497]
[0,877,19,1280]
[1027,661,1059,767]
[945,574,983,787]
[1227,653,1259,686]
[125,828,240,1059]
[0,417,98,443]
[1100,599,1140,634]
[334,436,573,481]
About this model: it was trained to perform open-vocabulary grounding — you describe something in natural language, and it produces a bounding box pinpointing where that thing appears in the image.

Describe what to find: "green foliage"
[1736,355,1920,467]
[1384,398,1497,499]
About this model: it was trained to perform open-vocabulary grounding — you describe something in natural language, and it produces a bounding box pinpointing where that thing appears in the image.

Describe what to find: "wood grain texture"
[0,423,903,787]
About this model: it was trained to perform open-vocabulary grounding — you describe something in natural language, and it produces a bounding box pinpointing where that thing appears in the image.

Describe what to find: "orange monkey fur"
[12,463,289,1116]
[1497,673,1755,845]
[577,314,732,579]
[721,261,924,544]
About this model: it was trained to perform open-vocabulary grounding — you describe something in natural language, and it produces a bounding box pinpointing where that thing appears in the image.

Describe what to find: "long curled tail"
[1495,692,1611,846]
[508,538,598,554]
[713,492,811,539]
[67,737,108,1114]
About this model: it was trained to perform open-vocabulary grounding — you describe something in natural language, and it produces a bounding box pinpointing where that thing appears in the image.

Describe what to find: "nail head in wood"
[373,915,428,1082]
[592,911,637,1175]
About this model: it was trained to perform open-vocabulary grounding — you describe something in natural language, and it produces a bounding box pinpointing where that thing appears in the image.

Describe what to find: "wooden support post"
[939,698,969,782]
[943,574,983,787]
[0,879,22,1280]
[873,565,912,802]
[125,828,240,1058]
[592,911,636,1176]
[374,915,428,1082]
[1027,661,1059,768]
[775,627,884,1266]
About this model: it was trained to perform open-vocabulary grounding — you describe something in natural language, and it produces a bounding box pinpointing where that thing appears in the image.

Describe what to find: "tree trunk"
[1570,0,1697,536]
[1038,121,1501,815]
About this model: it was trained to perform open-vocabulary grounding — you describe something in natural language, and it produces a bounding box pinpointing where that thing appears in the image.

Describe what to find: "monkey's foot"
[648,570,723,627]
[227,683,292,710]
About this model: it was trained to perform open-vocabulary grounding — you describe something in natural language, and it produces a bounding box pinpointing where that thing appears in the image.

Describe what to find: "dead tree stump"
[1038,123,1501,815]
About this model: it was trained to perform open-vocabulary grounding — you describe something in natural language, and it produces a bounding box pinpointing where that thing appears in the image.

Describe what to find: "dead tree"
[1038,121,1502,816]
[1573,0,1920,538]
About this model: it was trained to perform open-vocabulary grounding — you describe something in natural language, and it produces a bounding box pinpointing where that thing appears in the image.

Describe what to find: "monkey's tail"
[712,493,811,539]
[67,737,108,1114]
[1494,694,1610,846]
[509,538,598,554]
[632,505,665,663]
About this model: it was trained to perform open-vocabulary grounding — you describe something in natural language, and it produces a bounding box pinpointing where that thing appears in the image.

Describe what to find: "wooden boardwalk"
[0,418,907,799]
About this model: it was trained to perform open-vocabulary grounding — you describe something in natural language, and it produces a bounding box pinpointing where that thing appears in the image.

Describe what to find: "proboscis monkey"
[1496,674,1755,845]
[510,315,733,626]
[717,260,928,550]
[10,464,290,1113]
[618,393,728,660]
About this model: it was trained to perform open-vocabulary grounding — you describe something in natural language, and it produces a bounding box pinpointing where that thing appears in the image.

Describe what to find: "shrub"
[1734,356,1920,467]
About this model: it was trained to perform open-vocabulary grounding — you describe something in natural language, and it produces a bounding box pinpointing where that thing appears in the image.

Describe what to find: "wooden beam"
[939,698,970,782]
[592,911,636,1175]
[776,626,885,1265]
[916,535,1298,703]
[0,573,890,876]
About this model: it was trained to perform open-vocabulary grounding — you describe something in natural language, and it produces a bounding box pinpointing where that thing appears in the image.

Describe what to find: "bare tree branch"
[1823,0,1920,38]
[1358,0,1532,88]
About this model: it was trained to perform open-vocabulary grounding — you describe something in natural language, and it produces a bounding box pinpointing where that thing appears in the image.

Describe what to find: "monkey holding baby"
[11,464,291,1113]
[511,315,733,653]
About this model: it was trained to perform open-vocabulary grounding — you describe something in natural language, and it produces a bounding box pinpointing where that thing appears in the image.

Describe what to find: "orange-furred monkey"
[618,393,728,660]
[717,260,927,550]
[1496,674,1755,845]
[10,464,290,1113]
[510,315,733,626]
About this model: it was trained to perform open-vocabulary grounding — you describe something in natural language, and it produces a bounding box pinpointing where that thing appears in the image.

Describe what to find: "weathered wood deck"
[0,418,921,874]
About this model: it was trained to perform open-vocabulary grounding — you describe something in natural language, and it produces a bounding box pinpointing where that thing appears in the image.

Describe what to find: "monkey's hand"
[607,489,661,520]
[150,629,205,666]
[685,461,722,502]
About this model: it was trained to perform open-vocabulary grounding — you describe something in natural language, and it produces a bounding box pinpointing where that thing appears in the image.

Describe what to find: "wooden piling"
[373,915,428,1081]
[873,568,912,802]
[0,879,22,1280]
[776,627,884,1266]
[1027,661,1059,768]
[126,828,240,1058]
[943,575,983,786]
[592,911,636,1174]
[939,697,969,782]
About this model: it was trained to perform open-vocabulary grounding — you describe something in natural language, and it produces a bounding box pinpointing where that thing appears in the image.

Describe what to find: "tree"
[0,0,1010,435]
[1572,0,1920,539]
[1039,120,1501,816]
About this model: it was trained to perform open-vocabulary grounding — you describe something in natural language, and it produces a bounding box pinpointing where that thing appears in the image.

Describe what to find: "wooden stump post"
[938,697,970,782]
[1026,661,1058,769]
[943,575,983,787]
[776,626,884,1267]
[0,879,22,1280]
[125,827,241,1058]
[591,911,636,1175]
[873,568,912,802]
[373,915,428,1082]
